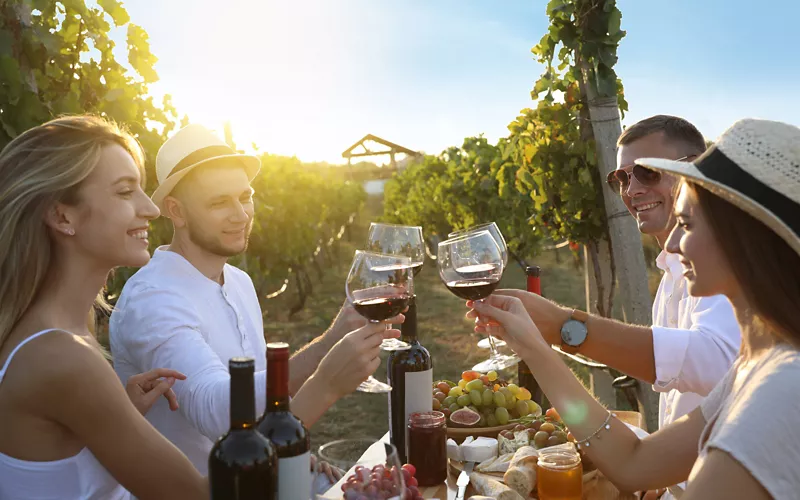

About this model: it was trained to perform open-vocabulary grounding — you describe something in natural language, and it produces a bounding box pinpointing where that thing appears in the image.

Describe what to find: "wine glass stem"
[487,334,499,356]
[476,298,500,357]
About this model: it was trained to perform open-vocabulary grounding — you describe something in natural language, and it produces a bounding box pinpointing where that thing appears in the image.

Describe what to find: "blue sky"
[122,0,800,163]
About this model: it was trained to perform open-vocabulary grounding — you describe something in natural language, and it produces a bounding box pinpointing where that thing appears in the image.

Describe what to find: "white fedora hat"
[151,124,260,209]
[636,118,800,257]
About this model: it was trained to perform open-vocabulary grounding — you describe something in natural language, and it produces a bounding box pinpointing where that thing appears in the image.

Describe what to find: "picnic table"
[321,412,645,499]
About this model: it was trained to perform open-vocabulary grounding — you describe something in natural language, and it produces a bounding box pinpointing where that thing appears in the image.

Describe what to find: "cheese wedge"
[476,452,514,473]
[461,437,498,463]
[470,473,525,500]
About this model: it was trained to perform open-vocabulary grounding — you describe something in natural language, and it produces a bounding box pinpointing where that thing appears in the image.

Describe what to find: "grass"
[261,196,627,453]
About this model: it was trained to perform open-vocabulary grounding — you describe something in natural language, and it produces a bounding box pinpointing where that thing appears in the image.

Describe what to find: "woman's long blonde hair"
[0,115,146,350]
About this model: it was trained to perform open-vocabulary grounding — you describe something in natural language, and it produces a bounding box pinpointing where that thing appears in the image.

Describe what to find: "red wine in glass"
[352,296,411,321]
[444,280,499,301]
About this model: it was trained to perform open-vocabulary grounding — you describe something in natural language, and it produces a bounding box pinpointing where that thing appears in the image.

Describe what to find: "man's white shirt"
[650,250,741,498]
[110,247,267,475]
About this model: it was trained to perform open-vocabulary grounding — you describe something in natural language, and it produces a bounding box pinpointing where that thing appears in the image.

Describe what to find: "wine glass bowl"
[437,230,503,302]
[437,230,517,372]
[346,251,414,393]
[366,223,426,351]
[367,223,425,276]
[448,222,509,268]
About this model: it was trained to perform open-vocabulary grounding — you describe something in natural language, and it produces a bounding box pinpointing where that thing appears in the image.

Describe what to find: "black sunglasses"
[606,155,695,195]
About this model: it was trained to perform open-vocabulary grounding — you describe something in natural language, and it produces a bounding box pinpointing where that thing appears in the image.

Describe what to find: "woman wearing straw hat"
[469,118,800,499]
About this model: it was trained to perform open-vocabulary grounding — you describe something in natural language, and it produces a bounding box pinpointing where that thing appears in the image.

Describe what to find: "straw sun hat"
[636,118,800,257]
[151,124,261,210]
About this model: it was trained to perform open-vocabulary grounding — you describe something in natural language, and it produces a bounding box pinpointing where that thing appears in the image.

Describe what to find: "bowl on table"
[317,437,377,472]
[446,423,517,443]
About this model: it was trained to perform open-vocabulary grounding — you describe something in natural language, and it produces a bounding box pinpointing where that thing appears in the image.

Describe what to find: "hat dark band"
[170,144,237,177]
[694,146,800,238]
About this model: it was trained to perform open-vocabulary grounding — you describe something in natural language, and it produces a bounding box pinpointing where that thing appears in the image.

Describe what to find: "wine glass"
[368,223,425,276]
[437,231,517,372]
[366,223,425,351]
[346,251,414,393]
[450,222,509,349]
[330,442,407,500]
[449,222,509,267]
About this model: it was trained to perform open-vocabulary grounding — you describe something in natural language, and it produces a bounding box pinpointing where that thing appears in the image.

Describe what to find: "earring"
[64,228,75,236]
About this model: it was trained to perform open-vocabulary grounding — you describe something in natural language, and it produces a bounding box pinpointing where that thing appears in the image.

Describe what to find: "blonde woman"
[0,116,206,499]
[470,119,800,499]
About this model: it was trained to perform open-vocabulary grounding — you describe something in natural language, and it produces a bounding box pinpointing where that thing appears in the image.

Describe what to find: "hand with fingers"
[126,368,186,416]
[325,298,410,345]
[466,289,570,345]
[315,313,405,398]
[465,294,550,355]
[310,454,344,484]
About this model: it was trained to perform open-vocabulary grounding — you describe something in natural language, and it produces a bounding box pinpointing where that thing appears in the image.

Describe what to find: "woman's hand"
[466,295,549,355]
[126,368,186,415]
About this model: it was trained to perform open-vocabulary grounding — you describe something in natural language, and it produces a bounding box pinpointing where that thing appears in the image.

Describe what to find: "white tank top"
[0,329,131,499]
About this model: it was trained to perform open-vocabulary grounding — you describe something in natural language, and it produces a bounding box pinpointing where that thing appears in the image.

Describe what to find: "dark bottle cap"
[525,265,541,277]
[230,357,255,371]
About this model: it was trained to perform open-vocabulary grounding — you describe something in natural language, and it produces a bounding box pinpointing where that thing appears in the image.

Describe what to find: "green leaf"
[0,29,13,57]
[98,0,131,26]
[608,8,622,34]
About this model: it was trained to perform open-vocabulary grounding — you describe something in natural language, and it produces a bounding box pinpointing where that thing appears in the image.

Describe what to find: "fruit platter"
[433,371,543,441]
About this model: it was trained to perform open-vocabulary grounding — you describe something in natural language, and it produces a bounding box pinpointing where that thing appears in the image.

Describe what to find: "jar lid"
[408,411,445,428]
[537,442,581,469]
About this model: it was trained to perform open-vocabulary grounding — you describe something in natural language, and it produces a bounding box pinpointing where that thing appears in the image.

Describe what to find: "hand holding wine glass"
[438,230,517,372]
[449,222,509,349]
[346,251,414,393]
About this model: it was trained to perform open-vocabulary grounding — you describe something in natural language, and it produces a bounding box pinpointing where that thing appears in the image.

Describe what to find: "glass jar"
[407,411,447,486]
[537,444,583,500]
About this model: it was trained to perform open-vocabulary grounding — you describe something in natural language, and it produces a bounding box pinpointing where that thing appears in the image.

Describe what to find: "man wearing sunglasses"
[487,115,741,499]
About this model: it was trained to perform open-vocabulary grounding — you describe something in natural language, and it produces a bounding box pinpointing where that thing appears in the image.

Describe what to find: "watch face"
[561,319,588,347]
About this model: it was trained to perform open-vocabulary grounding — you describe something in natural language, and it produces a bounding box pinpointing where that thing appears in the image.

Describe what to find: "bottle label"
[404,369,433,454]
[278,451,311,500]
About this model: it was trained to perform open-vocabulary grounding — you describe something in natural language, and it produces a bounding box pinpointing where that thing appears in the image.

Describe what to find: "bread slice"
[503,446,539,497]
[469,473,525,500]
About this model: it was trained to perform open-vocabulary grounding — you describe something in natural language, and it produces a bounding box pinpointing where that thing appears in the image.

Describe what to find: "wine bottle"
[387,296,433,463]
[209,358,277,499]
[519,266,545,405]
[257,343,312,500]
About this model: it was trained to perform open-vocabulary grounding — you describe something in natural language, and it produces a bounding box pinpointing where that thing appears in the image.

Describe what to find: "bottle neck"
[266,355,291,412]
[230,367,257,430]
[526,275,541,295]
[400,296,418,343]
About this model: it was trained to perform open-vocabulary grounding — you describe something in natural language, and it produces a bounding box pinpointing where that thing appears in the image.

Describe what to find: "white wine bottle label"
[278,451,311,500]
[403,369,433,451]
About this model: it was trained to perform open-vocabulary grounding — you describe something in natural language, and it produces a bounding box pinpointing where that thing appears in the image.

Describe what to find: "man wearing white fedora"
[109,124,402,477]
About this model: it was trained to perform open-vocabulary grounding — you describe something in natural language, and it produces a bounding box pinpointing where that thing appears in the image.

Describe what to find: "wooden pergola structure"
[341,134,421,169]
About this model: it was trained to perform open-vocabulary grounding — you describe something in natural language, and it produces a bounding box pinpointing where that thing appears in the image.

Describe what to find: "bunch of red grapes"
[341,463,423,500]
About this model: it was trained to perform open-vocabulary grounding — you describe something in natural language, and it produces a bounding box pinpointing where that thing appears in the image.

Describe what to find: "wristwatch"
[560,309,589,354]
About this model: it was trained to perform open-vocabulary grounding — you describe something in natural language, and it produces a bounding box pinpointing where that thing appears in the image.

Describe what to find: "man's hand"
[126,368,186,415]
[322,301,368,348]
[467,289,571,345]
[315,314,404,399]
[323,298,409,348]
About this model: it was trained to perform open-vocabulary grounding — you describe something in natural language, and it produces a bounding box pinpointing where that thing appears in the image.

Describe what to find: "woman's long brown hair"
[687,182,800,348]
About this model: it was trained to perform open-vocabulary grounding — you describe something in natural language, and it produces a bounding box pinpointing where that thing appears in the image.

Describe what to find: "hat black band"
[695,146,800,237]
[170,145,237,177]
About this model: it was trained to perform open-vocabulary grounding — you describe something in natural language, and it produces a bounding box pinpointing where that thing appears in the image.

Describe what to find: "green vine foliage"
[509,0,628,247]
[1,0,366,314]
[383,136,542,267]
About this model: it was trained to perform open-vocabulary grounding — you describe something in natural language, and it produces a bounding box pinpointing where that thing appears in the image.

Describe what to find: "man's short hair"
[618,115,707,155]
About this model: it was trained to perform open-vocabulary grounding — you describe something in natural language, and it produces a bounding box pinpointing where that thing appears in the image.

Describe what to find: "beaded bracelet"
[575,411,616,450]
